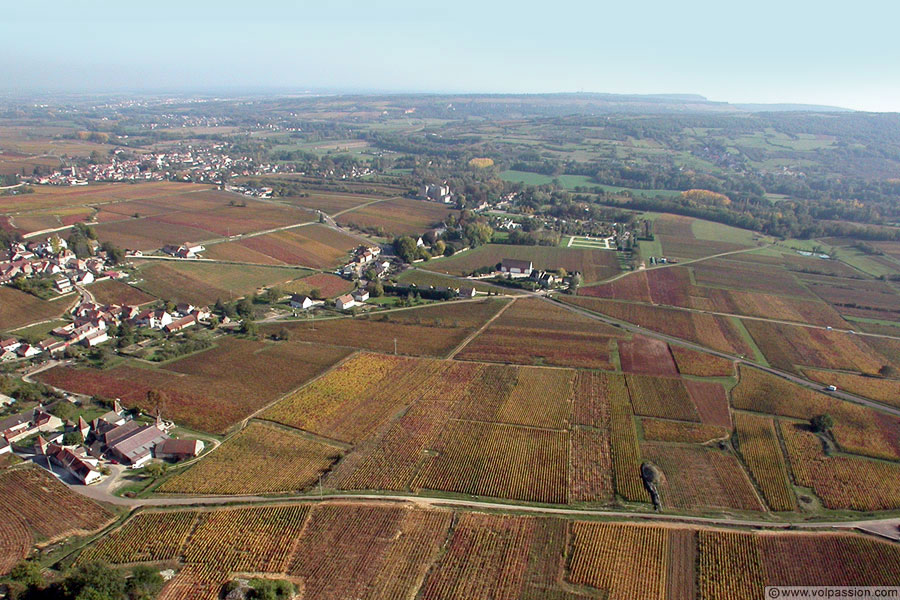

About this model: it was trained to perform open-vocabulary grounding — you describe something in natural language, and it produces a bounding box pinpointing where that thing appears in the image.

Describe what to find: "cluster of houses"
[161,242,205,259]
[340,245,389,279]
[498,258,566,288]
[420,183,453,204]
[1,300,211,362]
[0,236,112,291]
[1,400,203,485]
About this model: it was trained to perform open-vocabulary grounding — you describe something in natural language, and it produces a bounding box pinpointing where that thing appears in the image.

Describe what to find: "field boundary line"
[445,297,515,359]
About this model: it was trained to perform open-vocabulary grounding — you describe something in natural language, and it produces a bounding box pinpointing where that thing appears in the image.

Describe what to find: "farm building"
[335,294,357,311]
[459,287,476,298]
[352,289,370,303]
[155,438,204,461]
[107,424,169,467]
[164,314,197,333]
[39,439,102,485]
[500,258,533,275]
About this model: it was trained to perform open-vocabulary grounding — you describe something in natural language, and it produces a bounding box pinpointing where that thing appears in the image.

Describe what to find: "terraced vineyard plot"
[733,413,796,511]
[262,298,509,357]
[78,511,198,564]
[671,346,734,377]
[289,504,451,600]
[617,335,678,375]
[420,513,534,600]
[569,522,669,600]
[425,244,620,283]
[640,419,729,444]
[625,374,699,422]
[183,505,310,574]
[456,298,622,369]
[732,366,900,461]
[158,422,342,495]
[413,420,569,503]
[642,443,764,512]
[780,421,900,511]
[0,468,113,540]
[39,339,351,434]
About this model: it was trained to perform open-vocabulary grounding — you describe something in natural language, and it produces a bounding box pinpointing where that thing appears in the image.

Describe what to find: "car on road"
[825,385,838,392]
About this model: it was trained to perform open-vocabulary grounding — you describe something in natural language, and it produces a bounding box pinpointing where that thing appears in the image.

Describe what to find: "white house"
[352,290,370,303]
[335,294,357,311]
[500,258,534,275]
[290,295,313,310]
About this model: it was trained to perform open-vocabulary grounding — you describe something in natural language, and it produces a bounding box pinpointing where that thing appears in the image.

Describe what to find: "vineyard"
[456,298,622,369]
[671,346,735,377]
[158,422,342,495]
[733,412,796,511]
[642,443,765,512]
[412,420,569,503]
[0,516,31,575]
[625,374,699,422]
[685,380,732,428]
[640,418,729,444]
[617,335,678,375]
[204,223,358,269]
[78,511,198,564]
[803,368,900,408]
[608,384,649,503]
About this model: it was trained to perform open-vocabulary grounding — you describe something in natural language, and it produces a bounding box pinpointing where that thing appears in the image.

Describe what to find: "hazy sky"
[3,0,899,111]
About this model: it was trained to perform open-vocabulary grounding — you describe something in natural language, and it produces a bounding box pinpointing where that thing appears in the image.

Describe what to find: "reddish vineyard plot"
[281,272,354,298]
[617,335,678,375]
[78,511,198,564]
[336,197,453,237]
[289,504,451,600]
[642,442,764,512]
[206,224,358,269]
[692,259,812,298]
[420,513,534,600]
[671,346,735,377]
[0,468,113,541]
[646,267,694,306]
[262,298,509,357]
[158,422,342,495]
[625,374,699,422]
[733,412,796,511]
[685,380,732,428]
[570,371,614,503]
[780,422,900,511]
[579,270,652,302]
[640,418,729,444]
[38,339,351,434]
[456,298,622,369]
[569,522,669,600]
[413,420,569,504]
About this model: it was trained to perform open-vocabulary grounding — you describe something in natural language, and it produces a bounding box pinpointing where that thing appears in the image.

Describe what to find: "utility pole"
[394,338,397,355]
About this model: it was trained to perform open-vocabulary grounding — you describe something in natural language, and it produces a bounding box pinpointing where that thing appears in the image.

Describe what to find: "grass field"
[134,260,309,305]
[425,243,620,283]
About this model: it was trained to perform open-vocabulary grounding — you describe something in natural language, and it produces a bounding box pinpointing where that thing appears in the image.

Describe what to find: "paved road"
[547,295,900,418]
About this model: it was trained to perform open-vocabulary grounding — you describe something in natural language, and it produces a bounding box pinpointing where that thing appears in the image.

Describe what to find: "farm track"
[445,298,515,359]
[62,487,900,539]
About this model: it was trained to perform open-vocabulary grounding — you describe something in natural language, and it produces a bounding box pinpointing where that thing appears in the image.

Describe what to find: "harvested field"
[640,419,729,444]
[456,297,622,369]
[413,420,569,503]
[686,380,732,428]
[77,511,198,564]
[0,468,113,541]
[426,244,620,283]
[780,421,900,511]
[742,319,888,374]
[671,346,734,377]
[134,261,307,305]
[336,197,453,236]
[0,286,69,331]
[734,412,796,511]
[204,224,358,269]
[158,422,342,495]
[38,338,351,434]
[280,272,354,298]
[564,297,752,356]
[642,442,765,512]
[626,374,699,422]
[86,279,155,306]
[289,504,450,600]
[261,298,509,357]
[803,368,900,409]
[617,335,678,375]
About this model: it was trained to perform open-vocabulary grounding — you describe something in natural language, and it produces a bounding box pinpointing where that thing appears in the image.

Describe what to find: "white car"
[825,385,837,392]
